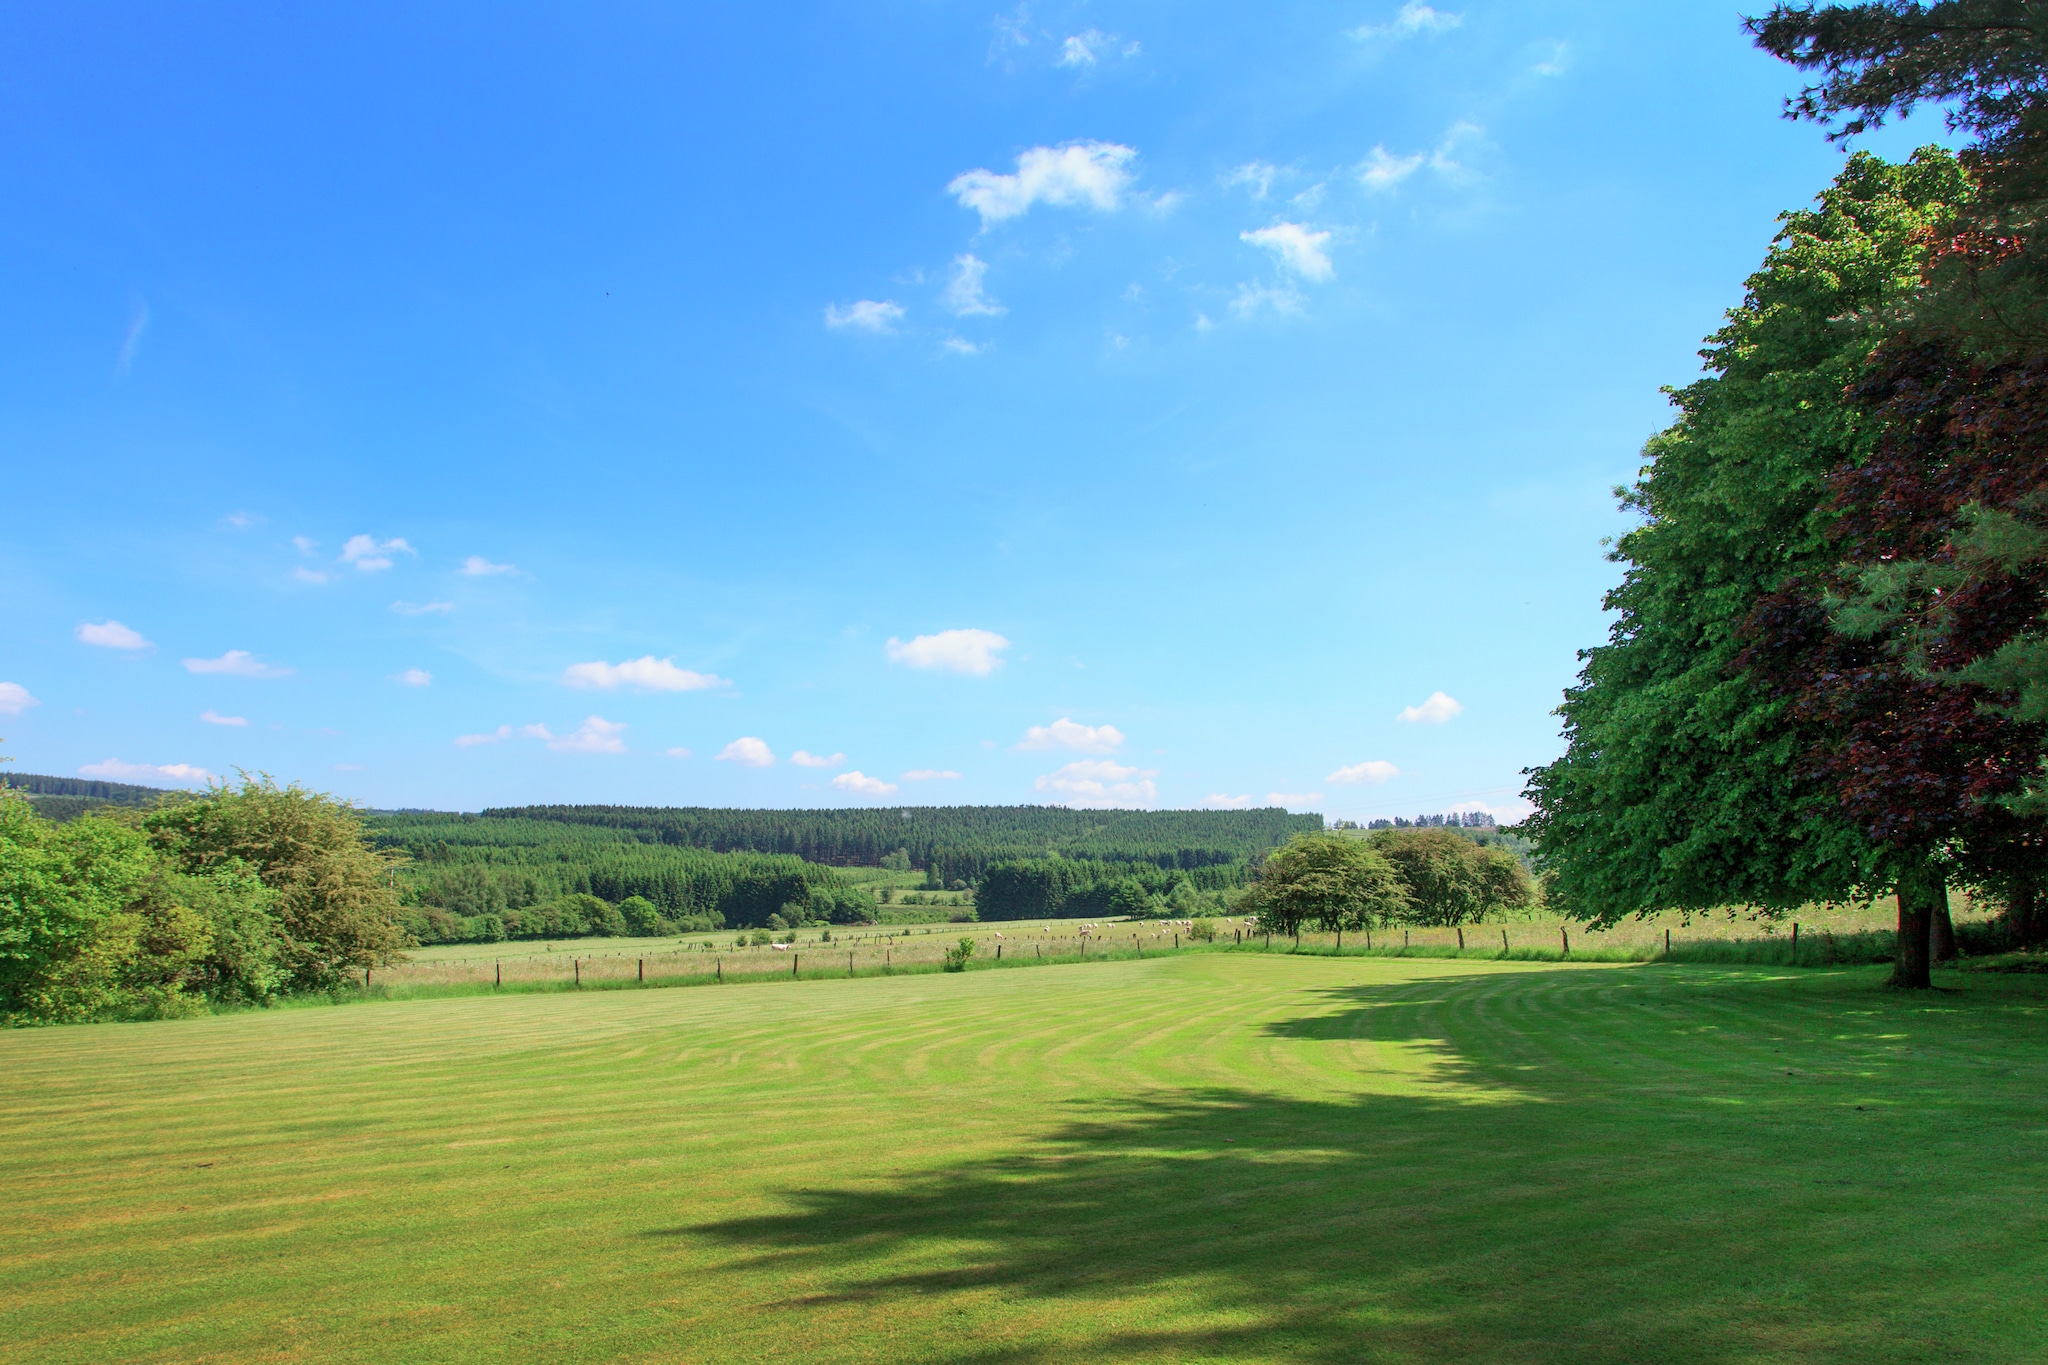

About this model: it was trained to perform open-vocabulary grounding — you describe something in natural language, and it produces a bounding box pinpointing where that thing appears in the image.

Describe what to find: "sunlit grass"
[4,951,2042,1363]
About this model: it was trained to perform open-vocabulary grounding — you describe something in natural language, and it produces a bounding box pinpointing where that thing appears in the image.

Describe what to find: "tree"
[1525,151,1970,934]
[145,776,407,991]
[1243,834,1408,941]
[618,894,666,936]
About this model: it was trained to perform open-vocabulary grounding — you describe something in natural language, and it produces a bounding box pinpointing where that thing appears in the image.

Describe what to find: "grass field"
[6,951,2045,1363]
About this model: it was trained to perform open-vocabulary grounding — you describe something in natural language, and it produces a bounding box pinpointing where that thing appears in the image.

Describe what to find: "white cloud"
[76,620,150,650]
[293,567,331,584]
[1328,759,1400,785]
[792,749,846,768]
[391,600,454,616]
[664,746,692,759]
[948,141,1138,227]
[1358,145,1426,191]
[395,668,433,688]
[943,336,986,356]
[824,299,905,333]
[1398,691,1464,724]
[716,736,776,767]
[832,770,900,796]
[1034,759,1158,809]
[1531,41,1569,77]
[1198,793,1253,809]
[885,628,1010,675]
[459,555,516,576]
[183,650,293,679]
[1240,223,1334,281]
[293,536,317,555]
[1058,29,1130,66]
[1223,162,1280,200]
[562,656,729,692]
[78,759,214,786]
[0,682,39,715]
[524,716,628,754]
[200,710,248,727]
[1352,3,1462,40]
[902,769,963,781]
[1266,791,1323,808]
[1231,282,1305,317]
[455,726,513,747]
[943,255,1006,317]
[1017,717,1125,754]
[340,534,416,573]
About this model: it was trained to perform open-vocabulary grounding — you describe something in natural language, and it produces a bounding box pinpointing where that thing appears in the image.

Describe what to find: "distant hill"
[1,771,174,821]
[385,803,1325,884]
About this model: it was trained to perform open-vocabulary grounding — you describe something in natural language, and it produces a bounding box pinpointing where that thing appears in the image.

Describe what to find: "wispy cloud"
[183,650,293,679]
[1398,690,1463,724]
[114,300,150,378]
[716,736,776,767]
[340,534,416,572]
[1057,29,1138,67]
[1197,793,1253,809]
[0,682,39,715]
[459,555,516,576]
[943,255,1006,316]
[1034,759,1157,809]
[455,726,512,748]
[293,567,331,584]
[1328,759,1399,784]
[885,629,1010,675]
[1359,145,1426,191]
[792,749,846,768]
[76,620,151,650]
[1266,791,1323,808]
[391,600,455,616]
[562,657,729,692]
[1223,162,1281,200]
[79,759,213,785]
[949,141,1137,227]
[942,336,986,356]
[825,300,905,333]
[832,770,899,796]
[199,710,248,727]
[394,668,433,687]
[1017,717,1125,754]
[902,769,962,781]
[1351,3,1462,40]
[1231,282,1305,317]
[1240,222,1334,281]
[520,716,628,754]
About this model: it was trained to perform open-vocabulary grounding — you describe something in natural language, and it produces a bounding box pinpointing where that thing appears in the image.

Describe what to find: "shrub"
[943,937,976,972]
[1188,917,1218,941]
[618,895,665,936]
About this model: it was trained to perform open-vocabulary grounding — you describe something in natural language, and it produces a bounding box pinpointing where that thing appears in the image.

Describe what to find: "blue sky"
[0,1,1949,819]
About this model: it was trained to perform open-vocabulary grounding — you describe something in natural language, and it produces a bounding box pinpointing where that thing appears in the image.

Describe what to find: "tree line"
[459,803,1322,886]
[1243,829,1537,939]
[974,857,1249,921]
[1528,5,2048,987]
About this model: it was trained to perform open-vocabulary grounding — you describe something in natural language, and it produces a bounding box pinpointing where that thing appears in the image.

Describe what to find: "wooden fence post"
[1665,928,1671,955]
[574,959,580,986]
[638,958,644,983]
[495,960,501,987]
[365,967,371,989]
[1365,925,1372,950]
[1501,928,1509,953]
[996,943,1002,960]
[1791,921,1800,964]
[716,957,722,982]
[1561,927,1570,958]
[793,954,799,978]
[849,951,855,976]
[1456,926,1464,951]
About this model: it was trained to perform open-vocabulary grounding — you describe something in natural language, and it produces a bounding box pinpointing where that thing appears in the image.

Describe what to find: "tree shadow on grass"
[657,966,2048,1364]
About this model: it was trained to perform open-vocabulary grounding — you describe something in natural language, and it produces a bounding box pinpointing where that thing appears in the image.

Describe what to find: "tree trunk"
[1891,856,1942,989]
[2004,878,2040,950]
[1932,896,1958,963]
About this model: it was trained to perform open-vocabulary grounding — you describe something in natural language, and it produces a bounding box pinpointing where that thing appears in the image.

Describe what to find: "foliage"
[1366,828,1535,926]
[942,937,976,972]
[1240,834,1408,937]
[1524,149,1971,924]
[974,858,1236,921]
[145,776,407,992]
[1186,917,1218,942]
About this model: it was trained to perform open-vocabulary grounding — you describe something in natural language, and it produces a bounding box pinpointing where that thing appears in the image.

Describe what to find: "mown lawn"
[3,953,2043,1363]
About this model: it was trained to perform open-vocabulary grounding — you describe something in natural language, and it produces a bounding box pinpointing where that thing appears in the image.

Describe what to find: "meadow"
[5,944,2044,1364]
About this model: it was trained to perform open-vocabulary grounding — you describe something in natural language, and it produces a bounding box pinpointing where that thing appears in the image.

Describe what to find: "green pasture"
[5,952,2044,1364]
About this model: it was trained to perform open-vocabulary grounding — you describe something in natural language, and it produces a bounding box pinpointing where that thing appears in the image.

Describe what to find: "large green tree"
[1243,834,1408,943]
[1525,151,1971,934]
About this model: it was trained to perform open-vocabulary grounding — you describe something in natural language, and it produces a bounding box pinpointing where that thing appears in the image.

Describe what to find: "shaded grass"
[2,954,2044,1363]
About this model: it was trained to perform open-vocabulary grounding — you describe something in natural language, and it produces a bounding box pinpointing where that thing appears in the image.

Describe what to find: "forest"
[475,802,1320,885]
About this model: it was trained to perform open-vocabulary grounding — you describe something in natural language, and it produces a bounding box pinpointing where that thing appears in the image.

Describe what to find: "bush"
[618,895,665,936]
[1188,917,1218,942]
[943,937,976,972]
